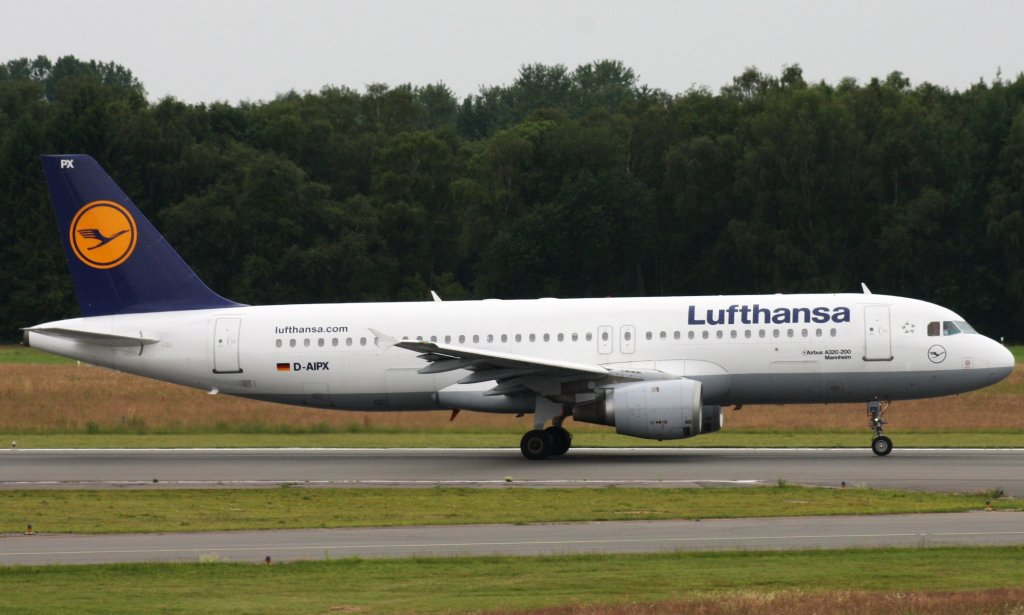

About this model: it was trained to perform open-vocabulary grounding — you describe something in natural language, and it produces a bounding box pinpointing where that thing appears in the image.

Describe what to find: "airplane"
[24,155,1015,459]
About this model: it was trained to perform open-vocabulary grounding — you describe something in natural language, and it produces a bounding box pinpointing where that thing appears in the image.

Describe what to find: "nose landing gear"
[868,400,892,456]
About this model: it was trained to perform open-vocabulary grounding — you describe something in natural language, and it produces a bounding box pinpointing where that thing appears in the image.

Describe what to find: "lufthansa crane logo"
[927,344,947,364]
[69,201,137,269]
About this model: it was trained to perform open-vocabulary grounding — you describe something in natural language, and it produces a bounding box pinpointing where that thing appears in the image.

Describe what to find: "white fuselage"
[27,293,1014,414]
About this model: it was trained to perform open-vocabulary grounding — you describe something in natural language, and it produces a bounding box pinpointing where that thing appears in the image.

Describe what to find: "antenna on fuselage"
[430,290,443,302]
[861,283,872,294]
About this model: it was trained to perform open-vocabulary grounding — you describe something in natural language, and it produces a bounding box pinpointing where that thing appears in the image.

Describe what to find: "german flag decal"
[276,363,290,372]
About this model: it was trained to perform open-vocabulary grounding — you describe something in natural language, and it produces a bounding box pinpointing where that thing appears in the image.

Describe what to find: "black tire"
[545,426,572,456]
[871,435,893,456]
[520,430,551,460]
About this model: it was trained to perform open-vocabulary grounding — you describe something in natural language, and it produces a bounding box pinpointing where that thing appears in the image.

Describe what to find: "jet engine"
[573,378,722,440]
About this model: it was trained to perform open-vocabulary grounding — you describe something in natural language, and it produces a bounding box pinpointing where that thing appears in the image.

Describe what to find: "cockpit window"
[954,321,977,334]
[929,320,978,336]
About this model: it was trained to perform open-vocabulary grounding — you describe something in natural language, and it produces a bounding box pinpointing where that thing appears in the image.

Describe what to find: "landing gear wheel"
[520,430,552,460]
[867,400,893,457]
[872,435,893,456]
[544,426,572,456]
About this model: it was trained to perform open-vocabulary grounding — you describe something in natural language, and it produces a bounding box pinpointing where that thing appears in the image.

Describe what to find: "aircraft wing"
[373,329,608,396]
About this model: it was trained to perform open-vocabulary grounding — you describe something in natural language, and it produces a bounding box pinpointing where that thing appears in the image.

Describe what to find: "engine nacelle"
[574,378,722,440]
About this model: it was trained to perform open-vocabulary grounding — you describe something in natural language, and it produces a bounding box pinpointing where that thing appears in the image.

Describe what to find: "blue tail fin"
[41,154,242,316]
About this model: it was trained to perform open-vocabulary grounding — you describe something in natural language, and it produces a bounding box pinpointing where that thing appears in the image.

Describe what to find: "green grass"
[0,547,1022,614]
[3,430,1022,449]
[1,486,1016,535]
[0,345,74,364]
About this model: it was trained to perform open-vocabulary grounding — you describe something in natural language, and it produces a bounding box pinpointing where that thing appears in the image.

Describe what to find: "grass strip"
[1,486,1016,534]
[0,346,75,364]
[3,430,1023,449]
[0,547,1022,614]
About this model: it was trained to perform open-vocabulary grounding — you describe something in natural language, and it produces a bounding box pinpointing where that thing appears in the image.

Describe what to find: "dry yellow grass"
[495,589,1024,615]
[0,363,1021,433]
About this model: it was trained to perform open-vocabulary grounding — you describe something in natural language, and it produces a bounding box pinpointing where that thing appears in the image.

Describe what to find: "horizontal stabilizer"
[24,325,160,347]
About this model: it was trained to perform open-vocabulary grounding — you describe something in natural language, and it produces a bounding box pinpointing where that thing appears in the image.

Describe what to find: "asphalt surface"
[3,448,1022,565]
[2,447,1023,495]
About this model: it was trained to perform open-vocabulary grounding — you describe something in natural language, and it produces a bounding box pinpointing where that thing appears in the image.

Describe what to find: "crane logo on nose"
[69,201,137,269]
[927,345,947,364]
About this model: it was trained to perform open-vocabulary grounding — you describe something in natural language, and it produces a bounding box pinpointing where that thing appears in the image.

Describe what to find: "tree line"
[1,56,1023,341]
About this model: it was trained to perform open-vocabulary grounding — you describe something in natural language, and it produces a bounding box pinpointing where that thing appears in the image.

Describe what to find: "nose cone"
[989,342,1015,383]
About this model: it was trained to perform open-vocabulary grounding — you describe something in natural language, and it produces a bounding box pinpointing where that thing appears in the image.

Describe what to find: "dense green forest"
[2,56,1023,341]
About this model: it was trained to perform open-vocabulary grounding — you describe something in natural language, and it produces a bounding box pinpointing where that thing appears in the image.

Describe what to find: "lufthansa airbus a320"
[25,155,1015,458]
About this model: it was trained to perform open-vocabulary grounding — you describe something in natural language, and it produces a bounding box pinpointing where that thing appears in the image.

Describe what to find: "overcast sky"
[3,0,1023,104]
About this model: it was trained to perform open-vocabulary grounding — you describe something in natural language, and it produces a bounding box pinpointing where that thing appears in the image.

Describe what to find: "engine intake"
[573,378,722,440]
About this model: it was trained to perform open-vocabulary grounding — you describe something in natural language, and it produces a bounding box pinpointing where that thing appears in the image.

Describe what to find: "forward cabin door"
[213,317,243,373]
[863,306,893,361]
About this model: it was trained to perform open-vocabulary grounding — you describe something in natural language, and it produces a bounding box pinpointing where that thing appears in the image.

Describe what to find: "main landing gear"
[520,404,573,460]
[520,425,572,460]
[868,400,893,456]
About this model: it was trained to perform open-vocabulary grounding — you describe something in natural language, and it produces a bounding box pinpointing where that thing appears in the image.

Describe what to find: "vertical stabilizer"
[40,154,241,316]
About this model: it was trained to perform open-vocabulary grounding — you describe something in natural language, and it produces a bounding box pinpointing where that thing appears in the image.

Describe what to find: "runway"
[2,448,1023,495]
[3,448,1023,565]
[2,512,1023,565]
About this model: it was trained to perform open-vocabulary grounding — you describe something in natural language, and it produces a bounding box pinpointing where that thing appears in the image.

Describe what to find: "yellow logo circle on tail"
[69,201,138,269]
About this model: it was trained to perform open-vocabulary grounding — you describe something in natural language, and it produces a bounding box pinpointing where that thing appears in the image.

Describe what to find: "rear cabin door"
[863,306,893,361]
[213,317,243,373]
